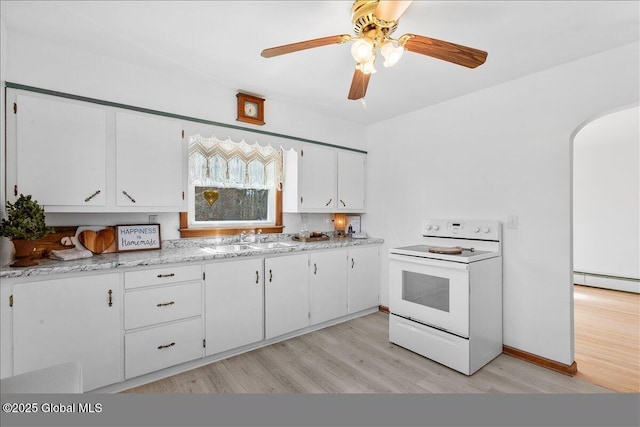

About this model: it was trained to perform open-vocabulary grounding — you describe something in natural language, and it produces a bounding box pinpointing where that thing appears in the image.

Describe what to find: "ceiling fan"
[261,0,488,101]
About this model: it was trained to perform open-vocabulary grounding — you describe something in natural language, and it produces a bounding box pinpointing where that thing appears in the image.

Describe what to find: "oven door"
[389,253,469,338]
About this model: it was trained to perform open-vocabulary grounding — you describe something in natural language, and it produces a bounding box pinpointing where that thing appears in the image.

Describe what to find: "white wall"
[573,106,639,289]
[0,19,10,266]
[366,42,640,365]
[3,31,366,240]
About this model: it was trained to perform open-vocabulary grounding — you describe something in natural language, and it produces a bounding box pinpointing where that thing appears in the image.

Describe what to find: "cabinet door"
[13,94,107,206]
[348,246,380,313]
[300,145,337,210]
[337,151,366,212]
[116,111,185,208]
[205,259,263,356]
[265,254,309,339]
[12,274,122,391]
[310,250,348,325]
[1,285,12,379]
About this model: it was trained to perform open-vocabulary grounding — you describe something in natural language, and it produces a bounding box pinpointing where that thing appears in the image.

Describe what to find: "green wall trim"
[5,81,367,154]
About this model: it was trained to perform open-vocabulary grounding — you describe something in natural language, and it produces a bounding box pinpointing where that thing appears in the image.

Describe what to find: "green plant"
[0,194,55,240]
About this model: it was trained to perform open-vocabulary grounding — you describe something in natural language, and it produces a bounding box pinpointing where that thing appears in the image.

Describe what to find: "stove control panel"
[423,219,502,241]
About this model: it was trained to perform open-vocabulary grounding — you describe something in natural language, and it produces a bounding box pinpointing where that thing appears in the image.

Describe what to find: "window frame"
[179,185,284,238]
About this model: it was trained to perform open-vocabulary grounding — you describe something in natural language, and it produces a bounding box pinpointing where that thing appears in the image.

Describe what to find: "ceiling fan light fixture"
[357,57,377,74]
[351,37,374,63]
[381,40,404,67]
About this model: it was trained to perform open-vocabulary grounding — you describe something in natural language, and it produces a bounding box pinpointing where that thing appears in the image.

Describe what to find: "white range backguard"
[389,219,503,375]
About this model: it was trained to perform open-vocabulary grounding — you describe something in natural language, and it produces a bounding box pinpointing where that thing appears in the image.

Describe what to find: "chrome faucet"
[257,229,263,243]
[239,230,247,243]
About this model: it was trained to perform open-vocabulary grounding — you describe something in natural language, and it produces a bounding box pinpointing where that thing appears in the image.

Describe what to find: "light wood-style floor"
[124,312,610,394]
[574,285,639,393]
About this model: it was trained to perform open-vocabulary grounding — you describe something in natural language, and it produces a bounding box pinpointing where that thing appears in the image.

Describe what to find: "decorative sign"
[116,224,161,252]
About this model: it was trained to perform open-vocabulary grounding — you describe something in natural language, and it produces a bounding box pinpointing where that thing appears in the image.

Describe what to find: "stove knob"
[482,226,490,233]
[425,225,432,231]
[433,225,440,231]
[473,227,480,233]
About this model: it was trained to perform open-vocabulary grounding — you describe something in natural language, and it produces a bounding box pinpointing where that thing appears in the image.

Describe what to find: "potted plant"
[0,194,54,267]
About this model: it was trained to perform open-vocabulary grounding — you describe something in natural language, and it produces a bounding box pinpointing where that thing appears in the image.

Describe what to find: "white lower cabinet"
[2,243,380,390]
[264,254,310,339]
[309,250,348,325]
[348,246,380,313]
[123,265,203,380]
[125,317,203,379]
[12,274,122,391]
[205,258,264,356]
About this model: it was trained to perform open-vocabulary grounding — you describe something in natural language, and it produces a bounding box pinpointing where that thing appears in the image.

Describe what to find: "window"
[180,134,284,237]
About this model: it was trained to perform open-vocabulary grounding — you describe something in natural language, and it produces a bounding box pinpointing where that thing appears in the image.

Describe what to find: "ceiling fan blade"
[261,35,352,58]
[374,0,413,22]
[401,34,488,68]
[348,69,371,100]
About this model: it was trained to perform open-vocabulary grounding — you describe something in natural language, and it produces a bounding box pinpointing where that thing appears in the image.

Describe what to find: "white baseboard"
[574,272,639,294]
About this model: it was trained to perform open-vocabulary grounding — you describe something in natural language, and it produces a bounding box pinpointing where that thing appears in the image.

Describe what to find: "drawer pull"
[156,301,175,307]
[157,273,175,278]
[256,270,259,284]
[108,289,113,307]
[157,342,176,350]
[325,198,333,206]
[269,269,273,283]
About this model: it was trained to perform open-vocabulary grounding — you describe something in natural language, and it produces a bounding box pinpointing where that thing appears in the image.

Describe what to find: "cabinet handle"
[157,273,175,278]
[351,258,355,269]
[256,270,260,284]
[325,198,333,206]
[157,342,176,350]
[156,301,175,307]
[314,263,317,275]
[84,190,101,202]
[108,289,113,307]
[340,199,346,207]
[122,190,136,203]
[269,269,273,283]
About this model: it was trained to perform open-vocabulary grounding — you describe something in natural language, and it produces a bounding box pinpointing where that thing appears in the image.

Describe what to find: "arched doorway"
[571,104,639,392]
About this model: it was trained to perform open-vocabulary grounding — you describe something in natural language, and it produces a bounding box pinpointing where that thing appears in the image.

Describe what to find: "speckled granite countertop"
[0,234,383,279]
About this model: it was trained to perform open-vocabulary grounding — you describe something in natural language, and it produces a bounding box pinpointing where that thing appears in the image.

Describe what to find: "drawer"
[125,281,202,330]
[125,317,203,379]
[125,264,202,289]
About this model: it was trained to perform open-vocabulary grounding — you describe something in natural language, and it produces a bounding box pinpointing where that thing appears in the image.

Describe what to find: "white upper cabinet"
[283,145,366,213]
[115,111,184,208]
[6,89,186,212]
[10,93,108,207]
[337,151,366,212]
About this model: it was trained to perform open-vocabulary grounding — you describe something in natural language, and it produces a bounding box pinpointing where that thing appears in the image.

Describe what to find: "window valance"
[188,134,282,190]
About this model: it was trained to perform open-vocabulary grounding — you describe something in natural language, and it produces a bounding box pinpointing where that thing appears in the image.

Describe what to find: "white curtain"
[188,134,283,190]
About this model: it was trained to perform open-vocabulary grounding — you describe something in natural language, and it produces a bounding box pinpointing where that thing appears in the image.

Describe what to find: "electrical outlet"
[300,213,308,223]
[507,215,518,229]
[149,215,158,224]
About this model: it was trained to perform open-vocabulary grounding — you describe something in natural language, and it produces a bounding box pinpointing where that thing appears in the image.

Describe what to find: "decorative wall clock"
[236,92,265,126]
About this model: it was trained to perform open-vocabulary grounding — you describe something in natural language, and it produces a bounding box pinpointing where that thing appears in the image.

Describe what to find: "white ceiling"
[1,1,638,125]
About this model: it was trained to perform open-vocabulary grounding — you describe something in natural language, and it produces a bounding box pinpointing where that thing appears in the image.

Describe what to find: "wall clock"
[236,92,265,126]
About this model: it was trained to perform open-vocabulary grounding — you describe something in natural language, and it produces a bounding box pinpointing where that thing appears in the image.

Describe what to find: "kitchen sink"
[248,242,297,250]
[210,244,254,253]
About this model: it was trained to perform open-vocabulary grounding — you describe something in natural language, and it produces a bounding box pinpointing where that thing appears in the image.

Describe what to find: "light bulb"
[351,38,374,63]
[381,40,404,67]
[360,57,376,74]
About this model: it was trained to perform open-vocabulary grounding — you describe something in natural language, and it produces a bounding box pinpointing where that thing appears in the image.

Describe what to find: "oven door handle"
[388,253,469,270]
